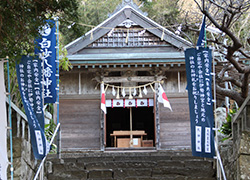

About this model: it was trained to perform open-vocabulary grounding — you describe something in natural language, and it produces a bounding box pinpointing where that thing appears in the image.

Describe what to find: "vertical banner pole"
[56,18,61,158]
[129,107,133,147]
[56,17,61,158]
[7,57,14,180]
[212,48,221,179]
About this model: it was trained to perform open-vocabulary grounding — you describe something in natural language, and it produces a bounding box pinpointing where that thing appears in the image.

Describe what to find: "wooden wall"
[59,68,191,150]
[59,99,101,150]
[159,97,191,149]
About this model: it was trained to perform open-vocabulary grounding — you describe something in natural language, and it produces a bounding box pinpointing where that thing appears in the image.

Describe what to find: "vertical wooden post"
[154,81,160,149]
[79,72,81,94]
[178,71,181,92]
[130,107,133,147]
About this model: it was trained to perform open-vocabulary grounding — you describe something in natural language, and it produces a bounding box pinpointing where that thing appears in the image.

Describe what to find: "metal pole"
[215,141,227,180]
[7,56,14,180]
[130,107,133,147]
[212,47,221,180]
[33,123,61,180]
[55,18,61,159]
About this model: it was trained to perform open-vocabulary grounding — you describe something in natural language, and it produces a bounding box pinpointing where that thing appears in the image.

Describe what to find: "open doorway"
[106,107,155,148]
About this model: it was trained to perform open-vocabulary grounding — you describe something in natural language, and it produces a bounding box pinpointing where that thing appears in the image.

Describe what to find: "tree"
[0,0,79,61]
[60,0,121,46]
[60,0,182,46]
[183,0,250,106]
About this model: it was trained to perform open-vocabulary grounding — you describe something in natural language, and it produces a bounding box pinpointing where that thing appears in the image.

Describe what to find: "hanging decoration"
[138,87,142,98]
[133,88,137,96]
[143,85,148,95]
[112,85,116,96]
[101,80,163,99]
[150,84,155,93]
[122,87,126,97]
[116,88,120,99]
[129,88,133,99]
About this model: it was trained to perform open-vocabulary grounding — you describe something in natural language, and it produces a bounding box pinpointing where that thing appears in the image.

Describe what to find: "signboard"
[35,19,57,103]
[106,99,154,108]
[16,56,49,160]
[185,47,215,158]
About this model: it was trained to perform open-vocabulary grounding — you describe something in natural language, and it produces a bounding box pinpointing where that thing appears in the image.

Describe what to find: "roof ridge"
[109,0,147,17]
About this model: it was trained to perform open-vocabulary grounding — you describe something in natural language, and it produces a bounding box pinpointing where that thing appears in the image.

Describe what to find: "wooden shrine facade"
[59,0,193,151]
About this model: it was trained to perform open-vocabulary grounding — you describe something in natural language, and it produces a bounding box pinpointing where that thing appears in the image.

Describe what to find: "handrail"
[215,141,227,180]
[33,123,61,180]
[5,96,27,121]
[231,95,250,124]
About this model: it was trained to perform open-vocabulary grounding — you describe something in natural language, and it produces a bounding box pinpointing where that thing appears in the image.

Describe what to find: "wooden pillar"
[129,107,133,147]
[154,81,160,149]
[79,72,81,94]
[178,71,181,92]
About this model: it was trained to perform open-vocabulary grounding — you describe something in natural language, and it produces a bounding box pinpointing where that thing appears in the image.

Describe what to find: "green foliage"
[0,0,79,61]
[140,0,181,27]
[219,109,237,141]
[60,0,120,46]
[45,118,57,154]
[59,37,72,71]
[44,103,57,153]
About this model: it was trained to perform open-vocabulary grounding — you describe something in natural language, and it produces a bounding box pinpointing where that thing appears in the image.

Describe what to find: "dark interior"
[106,107,155,147]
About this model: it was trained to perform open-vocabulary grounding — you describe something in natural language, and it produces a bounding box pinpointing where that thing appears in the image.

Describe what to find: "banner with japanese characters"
[35,19,57,103]
[16,56,49,160]
[185,47,215,158]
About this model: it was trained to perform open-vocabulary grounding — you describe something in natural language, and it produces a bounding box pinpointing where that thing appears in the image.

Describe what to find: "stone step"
[46,150,216,180]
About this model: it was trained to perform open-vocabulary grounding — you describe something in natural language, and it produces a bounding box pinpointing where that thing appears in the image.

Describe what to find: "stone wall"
[7,107,38,180]
[219,96,250,180]
[9,137,38,180]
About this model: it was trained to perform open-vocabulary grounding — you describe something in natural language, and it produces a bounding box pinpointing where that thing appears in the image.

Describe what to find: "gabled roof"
[65,3,192,56]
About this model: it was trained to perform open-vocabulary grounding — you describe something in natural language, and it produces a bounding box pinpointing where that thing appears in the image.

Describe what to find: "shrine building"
[60,0,193,151]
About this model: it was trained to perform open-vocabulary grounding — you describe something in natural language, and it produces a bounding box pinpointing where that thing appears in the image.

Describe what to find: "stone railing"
[6,98,38,180]
[219,95,250,180]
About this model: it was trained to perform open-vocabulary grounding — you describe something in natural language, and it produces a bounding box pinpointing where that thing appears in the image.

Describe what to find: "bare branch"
[218,64,232,74]
[238,49,250,59]
[221,76,242,87]
[216,85,245,106]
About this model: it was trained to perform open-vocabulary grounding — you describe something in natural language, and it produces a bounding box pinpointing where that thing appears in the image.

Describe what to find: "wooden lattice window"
[88,26,169,48]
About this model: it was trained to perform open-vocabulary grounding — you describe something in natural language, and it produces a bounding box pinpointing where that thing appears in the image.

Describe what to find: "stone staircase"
[45,150,216,180]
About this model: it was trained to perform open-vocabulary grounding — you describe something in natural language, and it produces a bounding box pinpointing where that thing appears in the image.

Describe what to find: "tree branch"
[216,85,245,106]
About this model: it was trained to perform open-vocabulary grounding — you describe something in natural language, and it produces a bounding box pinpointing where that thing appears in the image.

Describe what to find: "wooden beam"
[103,76,165,83]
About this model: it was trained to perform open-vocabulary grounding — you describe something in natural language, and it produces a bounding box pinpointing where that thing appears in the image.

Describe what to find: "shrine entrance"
[105,103,155,148]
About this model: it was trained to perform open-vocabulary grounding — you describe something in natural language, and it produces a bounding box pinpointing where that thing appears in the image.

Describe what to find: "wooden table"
[110,130,147,147]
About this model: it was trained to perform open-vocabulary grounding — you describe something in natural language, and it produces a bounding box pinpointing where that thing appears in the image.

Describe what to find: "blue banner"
[197,16,206,47]
[16,56,49,160]
[35,19,57,103]
[185,47,215,158]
